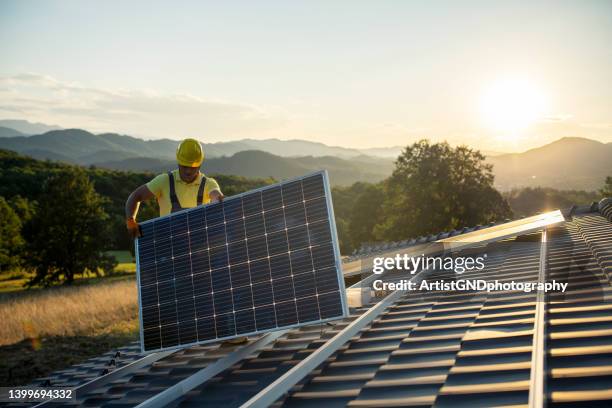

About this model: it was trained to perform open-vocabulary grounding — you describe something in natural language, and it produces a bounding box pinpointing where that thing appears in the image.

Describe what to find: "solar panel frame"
[135,170,349,353]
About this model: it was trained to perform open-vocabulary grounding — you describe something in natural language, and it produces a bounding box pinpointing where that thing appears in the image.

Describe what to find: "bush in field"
[25,169,117,286]
[0,197,24,272]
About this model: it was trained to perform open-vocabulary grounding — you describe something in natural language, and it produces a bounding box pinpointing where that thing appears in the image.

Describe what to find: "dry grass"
[0,280,138,346]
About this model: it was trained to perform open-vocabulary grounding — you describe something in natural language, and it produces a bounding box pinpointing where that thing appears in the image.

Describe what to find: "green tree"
[347,183,384,250]
[601,176,612,197]
[25,169,117,286]
[0,197,24,272]
[375,140,511,241]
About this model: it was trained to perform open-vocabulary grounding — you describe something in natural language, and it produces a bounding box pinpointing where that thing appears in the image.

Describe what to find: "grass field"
[0,272,140,386]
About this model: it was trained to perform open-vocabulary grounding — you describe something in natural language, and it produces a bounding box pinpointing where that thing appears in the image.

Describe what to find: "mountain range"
[0,121,609,190]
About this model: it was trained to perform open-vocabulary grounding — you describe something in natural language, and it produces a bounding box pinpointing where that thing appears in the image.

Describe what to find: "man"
[125,138,223,237]
[126,138,247,345]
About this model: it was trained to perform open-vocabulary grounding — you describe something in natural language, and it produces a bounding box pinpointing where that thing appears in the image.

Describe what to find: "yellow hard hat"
[176,138,204,167]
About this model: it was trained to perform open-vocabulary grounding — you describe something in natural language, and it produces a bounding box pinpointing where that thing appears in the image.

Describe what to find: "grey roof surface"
[20,199,612,407]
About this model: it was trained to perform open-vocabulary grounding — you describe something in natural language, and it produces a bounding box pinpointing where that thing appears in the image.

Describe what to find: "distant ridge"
[0,119,61,135]
[487,137,612,191]
[0,126,609,190]
[92,150,394,186]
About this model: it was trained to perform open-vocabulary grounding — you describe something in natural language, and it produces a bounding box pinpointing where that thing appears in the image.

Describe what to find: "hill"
[0,119,61,135]
[487,137,612,191]
[93,150,394,186]
[0,127,26,138]
[0,128,399,160]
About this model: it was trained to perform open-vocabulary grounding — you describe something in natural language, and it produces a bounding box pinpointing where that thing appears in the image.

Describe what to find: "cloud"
[0,73,288,140]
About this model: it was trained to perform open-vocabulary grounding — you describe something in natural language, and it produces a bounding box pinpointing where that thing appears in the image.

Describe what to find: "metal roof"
[18,199,612,407]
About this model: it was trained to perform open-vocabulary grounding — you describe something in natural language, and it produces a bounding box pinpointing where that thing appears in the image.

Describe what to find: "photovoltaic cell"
[135,171,348,352]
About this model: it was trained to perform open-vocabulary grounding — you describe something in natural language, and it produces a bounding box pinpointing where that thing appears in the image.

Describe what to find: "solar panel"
[135,171,348,353]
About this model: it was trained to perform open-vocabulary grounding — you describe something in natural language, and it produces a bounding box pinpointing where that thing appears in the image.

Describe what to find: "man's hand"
[126,217,141,239]
[210,190,224,203]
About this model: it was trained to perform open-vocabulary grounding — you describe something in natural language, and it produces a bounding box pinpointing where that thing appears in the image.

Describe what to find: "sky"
[1,0,611,152]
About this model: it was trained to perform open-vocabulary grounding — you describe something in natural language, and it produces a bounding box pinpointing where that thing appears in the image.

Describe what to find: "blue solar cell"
[189,228,207,252]
[197,318,216,340]
[173,256,191,279]
[223,198,243,221]
[318,291,344,319]
[246,235,268,260]
[141,284,158,306]
[225,219,245,243]
[171,212,188,235]
[266,231,288,256]
[252,281,273,307]
[215,313,236,337]
[284,204,306,228]
[160,324,179,347]
[288,225,310,251]
[136,171,347,352]
[244,214,265,237]
[207,223,226,248]
[296,296,320,323]
[159,304,177,326]
[272,277,295,302]
[249,258,271,283]
[275,300,297,326]
[213,290,234,314]
[264,208,286,233]
[269,254,291,280]
[281,180,303,206]
[190,250,210,273]
[228,241,248,264]
[255,306,276,330]
[157,280,176,305]
[193,272,212,294]
[302,174,325,199]
[187,206,206,231]
[205,202,224,226]
[209,246,228,269]
[194,294,214,318]
[235,309,256,334]
[290,249,313,274]
[229,262,251,287]
[262,187,283,210]
[293,273,316,298]
[211,267,231,292]
[242,191,262,216]
[305,198,328,222]
[232,286,253,310]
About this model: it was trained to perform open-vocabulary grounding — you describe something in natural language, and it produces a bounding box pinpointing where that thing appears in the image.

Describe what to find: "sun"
[480,79,548,135]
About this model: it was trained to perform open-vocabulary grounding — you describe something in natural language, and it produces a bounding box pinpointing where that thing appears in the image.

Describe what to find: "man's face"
[178,165,200,183]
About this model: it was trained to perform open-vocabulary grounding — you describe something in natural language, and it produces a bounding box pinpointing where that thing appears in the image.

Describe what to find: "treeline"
[0,149,273,285]
[3,144,610,286]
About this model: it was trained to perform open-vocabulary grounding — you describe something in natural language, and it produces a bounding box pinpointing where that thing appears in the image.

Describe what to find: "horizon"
[3,118,611,156]
[1,1,612,152]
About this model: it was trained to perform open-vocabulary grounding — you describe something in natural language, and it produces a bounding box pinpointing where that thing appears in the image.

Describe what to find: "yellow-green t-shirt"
[146,170,221,216]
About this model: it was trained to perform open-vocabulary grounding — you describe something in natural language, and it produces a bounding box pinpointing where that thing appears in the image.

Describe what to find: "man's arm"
[125,184,155,238]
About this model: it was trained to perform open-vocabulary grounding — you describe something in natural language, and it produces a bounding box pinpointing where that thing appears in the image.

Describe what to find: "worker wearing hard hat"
[125,138,224,238]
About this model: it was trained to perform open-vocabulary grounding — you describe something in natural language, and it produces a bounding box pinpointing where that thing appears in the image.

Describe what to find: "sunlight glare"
[480,79,548,135]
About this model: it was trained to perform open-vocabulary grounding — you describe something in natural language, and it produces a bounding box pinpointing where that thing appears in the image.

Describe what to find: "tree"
[375,140,511,241]
[347,183,384,250]
[601,176,612,197]
[25,169,117,286]
[0,197,24,272]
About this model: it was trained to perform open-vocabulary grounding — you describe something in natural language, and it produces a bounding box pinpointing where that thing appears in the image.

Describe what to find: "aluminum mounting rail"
[33,349,177,407]
[529,228,548,408]
[134,331,287,408]
[240,273,418,408]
